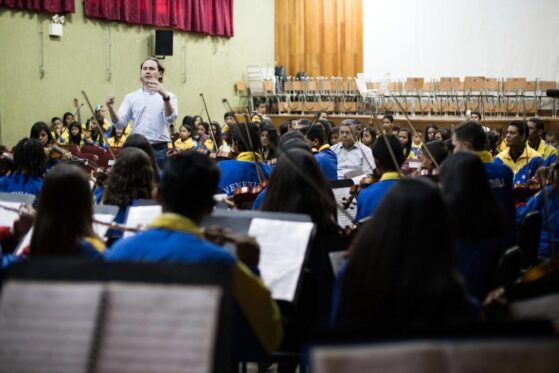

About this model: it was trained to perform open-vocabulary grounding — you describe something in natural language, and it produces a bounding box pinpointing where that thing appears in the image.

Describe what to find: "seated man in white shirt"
[331,121,375,179]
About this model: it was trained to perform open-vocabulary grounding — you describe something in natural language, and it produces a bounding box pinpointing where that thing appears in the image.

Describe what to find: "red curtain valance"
[0,0,75,13]
[84,0,234,37]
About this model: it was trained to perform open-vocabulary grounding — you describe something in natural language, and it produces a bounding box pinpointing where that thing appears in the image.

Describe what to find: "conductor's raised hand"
[106,96,116,108]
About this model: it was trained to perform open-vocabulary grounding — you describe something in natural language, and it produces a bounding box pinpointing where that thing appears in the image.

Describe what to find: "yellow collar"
[380,171,401,181]
[148,213,203,238]
[236,151,263,162]
[318,144,330,152]
[477,151,493,163]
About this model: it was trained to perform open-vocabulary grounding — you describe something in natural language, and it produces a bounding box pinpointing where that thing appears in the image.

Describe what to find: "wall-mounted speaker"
[155,30,173,56]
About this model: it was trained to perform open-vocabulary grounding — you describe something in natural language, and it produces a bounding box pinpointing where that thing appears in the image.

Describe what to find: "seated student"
[381,114,395,134]
[424,124,439,142]
[452,121,515,233]
[544,130,557,149]
[409,131,423,159]
[527,117,558,167]
[440,152,509,301]
[397,128,413,159]
[101,148,155,243]
[333,179,476,328]
[210,121,224,151]
[105,152,283,357]
[331,122,375,179]
[106,126,128,148]
[361,127,376,150]
[304,123,338,180]
[67,122,87,146]
[414,140,449,176]
[222,111,236,137]
[30,163,105,259]
[251,97,269,123]
[494,120,544,185]
[94,104,112,135]
[356,135,404,221]
[217,123,272,196]
[196,122,216,153]
[0,138,45,200]
[84,117,108,149]
[51,116,68,145]
[170,124,198,151]
[328,127,340,146]
[30,122,72,166]
[260,122,279,162]
[516,161,559,258]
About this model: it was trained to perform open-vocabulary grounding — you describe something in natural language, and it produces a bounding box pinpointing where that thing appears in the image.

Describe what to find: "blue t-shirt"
[0,172,43,198]
[315,148,338,181]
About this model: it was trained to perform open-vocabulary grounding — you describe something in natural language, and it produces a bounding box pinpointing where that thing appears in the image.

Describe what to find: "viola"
[342,174,380,210]
[211,150,238,161]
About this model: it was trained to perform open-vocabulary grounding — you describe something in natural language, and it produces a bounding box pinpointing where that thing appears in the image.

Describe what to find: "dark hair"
[279,131,310,153]
[160,151,219,220]
[318,120,333,143]
[224,112,235,120]
[13,138,46,178]
[261,149,338,232]
[87,118,105,146]
[440,152,507,239]
[338,178,466,327]
[192,115,203,126]
[209,121,223,147]
[439,127,452,141]
[528,117,544,132]
[102,148,154,207]
[260,122,279,159]
[181,124,194,135]
[68,122,83,145]
[140,57,165,82]
[230,123,261,152]
[122,134,160,182]
[305,123,326,146]
[30,164,95,257]
[372,135,404,171]
[398,128,413,158]
[424,140,449,166]
[424,124,439,141]
[329,127,339,145]
[62,112,74,126]
[296,119,312,129]
[279,122,289,136]
[487,130,500,156]
[30,121,54,146]
[181,115,193,126]
[51,117,61,125]
[509,120,528,138]
[382,114,394,123]
[471,111,482,119]
[453,121,488,151]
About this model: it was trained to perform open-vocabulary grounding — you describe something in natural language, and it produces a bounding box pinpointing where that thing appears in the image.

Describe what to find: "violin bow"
[200,93,219,151]
[81,90,117,161]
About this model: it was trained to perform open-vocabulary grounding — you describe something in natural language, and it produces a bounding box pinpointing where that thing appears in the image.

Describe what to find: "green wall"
[0,1,274,147]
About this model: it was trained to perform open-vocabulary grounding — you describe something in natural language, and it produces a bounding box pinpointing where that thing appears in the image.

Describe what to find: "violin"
[341,173,380,210]
[210,150,239,161]
[231,181,267,210]
[513,175,546,205]
[46,144,72,160]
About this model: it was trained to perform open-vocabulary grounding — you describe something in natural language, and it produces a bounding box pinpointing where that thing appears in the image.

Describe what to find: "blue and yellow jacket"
[494,146,544,185]
[516,186,559,258]
[217,152,272,196]
[104,213,283,354]
[355,172,400,221]
[530,140,558,167]
[314,144,338,181]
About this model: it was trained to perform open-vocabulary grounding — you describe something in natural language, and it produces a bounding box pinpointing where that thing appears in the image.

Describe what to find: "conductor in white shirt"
[331,121,375,179]
[106,57,178,168]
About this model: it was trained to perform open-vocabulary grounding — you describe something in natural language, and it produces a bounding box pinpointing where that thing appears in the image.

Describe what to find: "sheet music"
[0,281,103,373]
[97,283,221,373]
[248,218,314,302]
[93,213,115,238]
[124,205,162,237]
[0,201,21,228]
[332,187,357,229]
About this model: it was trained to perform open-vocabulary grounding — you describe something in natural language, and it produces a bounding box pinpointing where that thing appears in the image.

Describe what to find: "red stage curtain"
[85,0,234,37]
[0,0,75,13]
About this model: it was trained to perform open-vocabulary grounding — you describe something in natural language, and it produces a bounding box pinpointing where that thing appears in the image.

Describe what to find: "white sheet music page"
[96,283,221,373]
[332,187,357,229]
[248,218,314,302]
[93,213,116,238]
[123,205,162,237]
[0,201,21,228]
[0,281,103,373]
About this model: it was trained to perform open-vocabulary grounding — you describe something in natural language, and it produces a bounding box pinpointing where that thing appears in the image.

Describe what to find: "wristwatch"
[163,95,171,101]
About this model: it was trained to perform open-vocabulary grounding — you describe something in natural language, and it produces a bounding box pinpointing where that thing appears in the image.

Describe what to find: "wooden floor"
[267,114,559,131]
